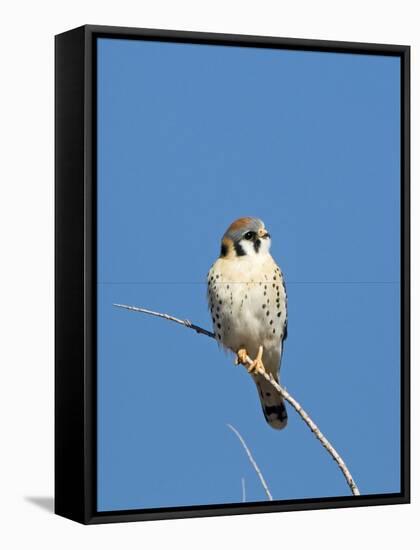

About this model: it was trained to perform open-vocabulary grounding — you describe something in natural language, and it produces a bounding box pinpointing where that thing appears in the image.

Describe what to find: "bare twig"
[227,424,273,501]
[241,477,246,503]
[113,303,360,496]
[113,304,215,338]
[259,371,360,496]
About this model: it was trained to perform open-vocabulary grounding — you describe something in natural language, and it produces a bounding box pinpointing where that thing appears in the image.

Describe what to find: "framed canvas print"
[55,25,410,524]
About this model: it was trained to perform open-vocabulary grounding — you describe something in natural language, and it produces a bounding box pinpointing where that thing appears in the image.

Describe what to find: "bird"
[207,217,288,430]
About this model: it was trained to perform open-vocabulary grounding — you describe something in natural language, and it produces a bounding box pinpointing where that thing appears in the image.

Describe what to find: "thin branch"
[227,424,273,501]
[113,303,215,338]
[259,371,360,496]
[241,477,246,503]
[113,303,360,496]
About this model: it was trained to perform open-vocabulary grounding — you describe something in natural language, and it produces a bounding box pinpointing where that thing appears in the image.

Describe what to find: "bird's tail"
[256,376,287,430]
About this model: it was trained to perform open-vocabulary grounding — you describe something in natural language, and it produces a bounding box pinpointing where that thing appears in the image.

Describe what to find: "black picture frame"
[55,24,410,525]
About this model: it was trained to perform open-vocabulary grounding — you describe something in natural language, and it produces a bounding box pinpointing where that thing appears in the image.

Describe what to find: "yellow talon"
[247,345,265,375]
[235,348,248,366]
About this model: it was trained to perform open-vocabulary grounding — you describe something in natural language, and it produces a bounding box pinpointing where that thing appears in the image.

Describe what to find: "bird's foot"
[235,348,248,366]
[247,346,266,375]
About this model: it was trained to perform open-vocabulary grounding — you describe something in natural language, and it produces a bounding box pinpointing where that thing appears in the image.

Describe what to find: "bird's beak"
[258,228,270,239]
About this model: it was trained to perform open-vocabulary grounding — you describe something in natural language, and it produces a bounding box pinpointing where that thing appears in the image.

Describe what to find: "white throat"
[239,238,271,259]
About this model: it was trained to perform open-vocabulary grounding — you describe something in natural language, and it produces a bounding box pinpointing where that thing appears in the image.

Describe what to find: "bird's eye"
[244,231,254,240]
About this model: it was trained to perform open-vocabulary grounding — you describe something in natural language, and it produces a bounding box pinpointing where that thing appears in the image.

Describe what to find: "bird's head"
[219,217,271,259]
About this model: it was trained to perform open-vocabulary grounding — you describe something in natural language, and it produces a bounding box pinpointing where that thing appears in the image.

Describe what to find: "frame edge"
[55,25,89,525]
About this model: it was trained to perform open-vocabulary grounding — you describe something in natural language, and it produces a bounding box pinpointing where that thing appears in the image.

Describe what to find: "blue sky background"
[97,38,401,511]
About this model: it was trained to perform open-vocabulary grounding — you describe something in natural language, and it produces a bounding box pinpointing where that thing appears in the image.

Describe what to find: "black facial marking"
[220,243,227,257]
[234,241,246,257]
[253,239,261,253]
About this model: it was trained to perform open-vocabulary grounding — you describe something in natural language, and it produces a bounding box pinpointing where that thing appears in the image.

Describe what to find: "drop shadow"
[25,496,54,514]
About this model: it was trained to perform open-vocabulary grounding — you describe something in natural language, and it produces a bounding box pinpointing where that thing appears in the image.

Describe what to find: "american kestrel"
[207,217,288,429]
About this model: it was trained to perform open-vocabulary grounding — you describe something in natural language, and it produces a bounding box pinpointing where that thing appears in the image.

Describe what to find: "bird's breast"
[207,255,287,362]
